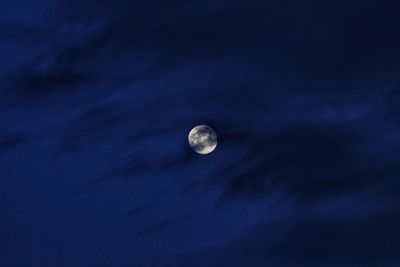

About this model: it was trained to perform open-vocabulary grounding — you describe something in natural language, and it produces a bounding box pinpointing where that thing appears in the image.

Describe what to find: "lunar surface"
[188,125,217,154]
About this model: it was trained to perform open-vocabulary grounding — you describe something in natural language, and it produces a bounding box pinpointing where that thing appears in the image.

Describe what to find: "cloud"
[1,0,400,267]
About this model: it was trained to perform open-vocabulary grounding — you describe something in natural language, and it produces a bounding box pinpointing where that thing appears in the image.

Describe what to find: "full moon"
[188,125,217,154]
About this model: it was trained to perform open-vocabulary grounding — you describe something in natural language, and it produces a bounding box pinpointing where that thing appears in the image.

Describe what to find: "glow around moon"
[188,125,217,154]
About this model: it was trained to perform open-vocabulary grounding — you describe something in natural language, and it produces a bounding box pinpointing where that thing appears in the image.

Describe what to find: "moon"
[188,125,217,154]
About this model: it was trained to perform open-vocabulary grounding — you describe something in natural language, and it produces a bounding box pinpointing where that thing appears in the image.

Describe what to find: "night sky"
[1,0,400,266]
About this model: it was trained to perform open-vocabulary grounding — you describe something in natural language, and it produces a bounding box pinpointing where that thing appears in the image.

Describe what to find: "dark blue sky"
[1,0,400,266]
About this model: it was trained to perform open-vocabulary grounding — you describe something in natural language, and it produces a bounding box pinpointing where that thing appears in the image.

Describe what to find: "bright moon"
[188,125,217,154]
